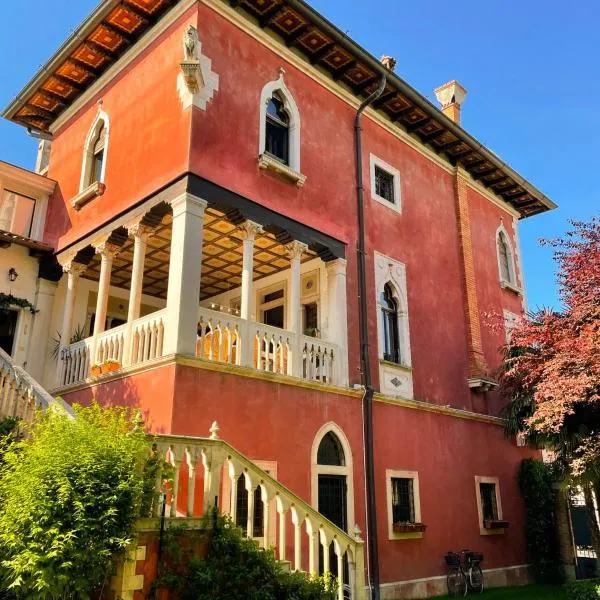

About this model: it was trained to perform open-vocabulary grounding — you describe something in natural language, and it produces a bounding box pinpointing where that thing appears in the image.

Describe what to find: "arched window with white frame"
[381,282,400,364]
[374,252,414,398]
[496,226,517,288]
[80,108,109,192]
[259,70,301,175]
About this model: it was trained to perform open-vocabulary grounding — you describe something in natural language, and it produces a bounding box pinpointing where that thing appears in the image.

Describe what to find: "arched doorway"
[317,432,348,530]
[312,425,353,594]
[311,423,354,532]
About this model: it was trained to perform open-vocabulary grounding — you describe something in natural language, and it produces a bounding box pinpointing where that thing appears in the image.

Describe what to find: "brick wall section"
[455,167,489,379]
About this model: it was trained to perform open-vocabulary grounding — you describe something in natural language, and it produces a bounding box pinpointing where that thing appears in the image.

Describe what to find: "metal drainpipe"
[355,73,387,600]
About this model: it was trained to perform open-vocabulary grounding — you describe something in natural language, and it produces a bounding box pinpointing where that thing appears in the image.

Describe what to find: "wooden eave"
[2,0,556,219]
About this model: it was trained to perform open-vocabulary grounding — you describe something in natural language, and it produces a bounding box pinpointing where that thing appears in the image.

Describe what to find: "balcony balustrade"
[57,306,340,388]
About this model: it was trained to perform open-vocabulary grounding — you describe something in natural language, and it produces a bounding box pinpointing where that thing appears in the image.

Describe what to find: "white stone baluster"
[306,517,319,576]
[291,507,302,572]
[320,529,330,576]
[186,448,199,517]
[276,497,287,562]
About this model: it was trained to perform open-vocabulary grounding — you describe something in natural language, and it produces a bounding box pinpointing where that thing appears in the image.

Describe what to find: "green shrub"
[518,458,564,583]
[565,579,600,599]
[159,516,337,600]
[0,404,150,599]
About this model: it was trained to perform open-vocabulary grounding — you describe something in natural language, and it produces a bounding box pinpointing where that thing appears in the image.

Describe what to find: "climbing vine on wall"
[0,293,37,315]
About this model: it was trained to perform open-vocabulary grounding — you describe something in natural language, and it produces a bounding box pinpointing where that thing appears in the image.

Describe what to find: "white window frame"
[259,71,301,174]
[496,224,520,292]
[370,154,401,213]
[374,252,413,398]
[386,469,422,540]
[475,475,504,536]
[310,422,355,534]
[79,107,110,193]
[257,282,287,329]
[503,310,520,343]
[374,253,411,368]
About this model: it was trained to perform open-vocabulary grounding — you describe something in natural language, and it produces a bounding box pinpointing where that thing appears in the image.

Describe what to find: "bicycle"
[445,549,484,596]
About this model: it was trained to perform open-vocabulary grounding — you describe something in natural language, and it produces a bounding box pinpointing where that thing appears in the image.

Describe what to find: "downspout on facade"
[354,73,387,600]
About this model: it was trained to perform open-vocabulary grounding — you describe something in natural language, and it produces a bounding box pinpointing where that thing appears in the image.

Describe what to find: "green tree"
[0,404,150,599]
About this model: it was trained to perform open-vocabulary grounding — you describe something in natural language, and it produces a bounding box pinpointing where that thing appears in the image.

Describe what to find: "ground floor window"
[475,476,505,535]
[391,477,415,523]
[479,482,499,521]
[0,308,18,356]
[386,469,422,539]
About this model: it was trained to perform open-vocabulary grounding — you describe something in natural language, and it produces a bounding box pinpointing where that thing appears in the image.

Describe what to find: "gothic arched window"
[265,93,290,165]
[497,230,516,286]
[381,283,400,364]
[317,432,346,467]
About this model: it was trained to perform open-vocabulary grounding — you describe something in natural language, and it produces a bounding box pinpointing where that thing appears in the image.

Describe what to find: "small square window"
[479,483,498,521]
[375,166,395,204]
[475,476,506,535]
[386,469,423,539]
[370,154,401,213]
[392,478,415,523]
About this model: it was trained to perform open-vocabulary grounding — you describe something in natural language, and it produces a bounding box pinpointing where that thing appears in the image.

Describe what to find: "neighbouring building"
[0,0,556,598]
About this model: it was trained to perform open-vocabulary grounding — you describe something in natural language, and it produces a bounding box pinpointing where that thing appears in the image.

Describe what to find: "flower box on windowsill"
[71,181,106,210]
[393,522,427,534]
[500,280,523,296]
[258,153,307,187]
[483,519,509,530]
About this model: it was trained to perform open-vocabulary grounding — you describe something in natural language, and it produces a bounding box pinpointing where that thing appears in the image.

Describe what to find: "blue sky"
[1,1,597,309]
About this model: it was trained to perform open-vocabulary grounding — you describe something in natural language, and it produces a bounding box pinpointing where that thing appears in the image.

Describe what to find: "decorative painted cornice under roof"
[2,0,556,218]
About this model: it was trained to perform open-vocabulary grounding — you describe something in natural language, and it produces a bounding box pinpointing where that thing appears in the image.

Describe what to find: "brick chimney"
[434,80,467,124]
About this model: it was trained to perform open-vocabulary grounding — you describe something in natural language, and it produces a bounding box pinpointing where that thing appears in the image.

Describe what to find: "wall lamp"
[8,268,18,282]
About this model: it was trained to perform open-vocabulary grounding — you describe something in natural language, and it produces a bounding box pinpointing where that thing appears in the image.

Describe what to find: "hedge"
[566,580,600,600]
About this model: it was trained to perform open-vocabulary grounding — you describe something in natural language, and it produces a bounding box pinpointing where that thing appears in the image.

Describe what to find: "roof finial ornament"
[97,98,103,111]
[278,66,286,81]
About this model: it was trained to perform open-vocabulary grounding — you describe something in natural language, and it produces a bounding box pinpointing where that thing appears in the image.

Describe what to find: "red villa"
[0,0,556,597]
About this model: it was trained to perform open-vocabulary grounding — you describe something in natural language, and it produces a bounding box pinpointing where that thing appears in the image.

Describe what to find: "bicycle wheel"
[446,567,468,597]
[469,565,484,594]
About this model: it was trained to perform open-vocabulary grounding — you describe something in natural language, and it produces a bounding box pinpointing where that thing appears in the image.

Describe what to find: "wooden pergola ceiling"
[3,0,554,219]
[82,207,316,300]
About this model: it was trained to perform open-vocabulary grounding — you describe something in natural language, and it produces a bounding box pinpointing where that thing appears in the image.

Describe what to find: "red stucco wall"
[44,7,196,251]
[63,364,537,585]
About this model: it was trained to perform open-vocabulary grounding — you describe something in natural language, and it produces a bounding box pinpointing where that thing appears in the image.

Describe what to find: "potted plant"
[393,522,427,534]
[483,519,509,530]
[101,359,121,374]
[90,364,102,377]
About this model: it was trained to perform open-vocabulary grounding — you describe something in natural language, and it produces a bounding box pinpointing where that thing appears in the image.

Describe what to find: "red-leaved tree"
[500,218,600,576]
[502,217,599,474]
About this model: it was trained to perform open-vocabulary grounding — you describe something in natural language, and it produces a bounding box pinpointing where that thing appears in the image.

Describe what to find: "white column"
[286,241,307,378]
[286,241,307,334]
[163,193,207,356]
[326,258,349,386]
[91,240,120,362]
[26,279,58,383]
[57,260,86,385]
[123,221,153,365]
[239,221,264,321]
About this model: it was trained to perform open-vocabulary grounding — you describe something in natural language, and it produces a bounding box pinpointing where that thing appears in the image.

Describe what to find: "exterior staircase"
[0,347,73,422]
[152,430,366,600]
[0,349,365,599]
